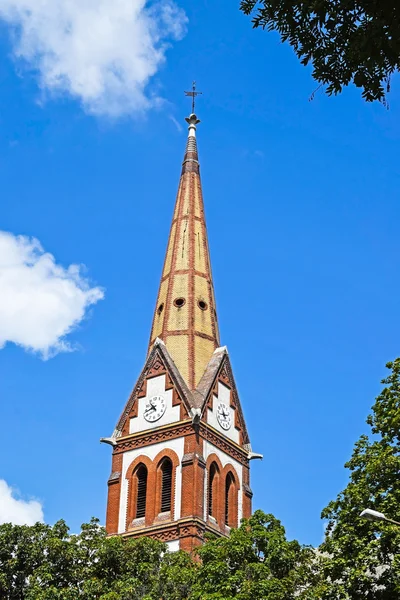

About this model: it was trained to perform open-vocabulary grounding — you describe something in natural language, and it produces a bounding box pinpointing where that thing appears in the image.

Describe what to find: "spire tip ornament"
[185,114,200,126]
[184,81,202,115]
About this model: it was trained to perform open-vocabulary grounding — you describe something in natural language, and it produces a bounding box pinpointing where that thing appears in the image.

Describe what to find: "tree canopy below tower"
[240,0,400,104]
[0,511,321,600]
[2,360,400,598]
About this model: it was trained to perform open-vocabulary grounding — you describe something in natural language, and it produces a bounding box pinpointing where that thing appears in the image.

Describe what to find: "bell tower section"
[102,109,261,551]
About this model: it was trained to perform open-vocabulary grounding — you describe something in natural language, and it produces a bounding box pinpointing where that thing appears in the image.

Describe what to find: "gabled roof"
[195,346,250,446]
[193,346,227,409]
[112,341,250,447]
[113,339,193,437]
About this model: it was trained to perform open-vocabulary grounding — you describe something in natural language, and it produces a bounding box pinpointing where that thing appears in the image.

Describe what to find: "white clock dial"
[216,402,232,430]
[143,395,166,422]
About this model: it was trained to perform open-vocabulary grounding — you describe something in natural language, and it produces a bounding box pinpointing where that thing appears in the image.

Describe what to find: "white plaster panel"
[118,437,184,534]
[129,375,180,434]
[166,539,180,552]
[203,440,243,527]
[207,382,240,444]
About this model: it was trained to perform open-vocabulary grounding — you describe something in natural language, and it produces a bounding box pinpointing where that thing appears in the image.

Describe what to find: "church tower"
[103,106,259,552]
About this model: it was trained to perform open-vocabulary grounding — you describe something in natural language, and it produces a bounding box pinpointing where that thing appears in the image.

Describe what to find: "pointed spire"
[181,113,200,174]
[148,112,220,390]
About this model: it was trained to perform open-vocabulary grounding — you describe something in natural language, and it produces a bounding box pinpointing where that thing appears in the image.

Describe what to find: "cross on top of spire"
[184,81,202,114]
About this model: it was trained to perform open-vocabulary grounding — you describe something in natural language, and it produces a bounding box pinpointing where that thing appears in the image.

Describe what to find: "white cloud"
[0,480,44,525]
[0,231,104,358]
[169,114,183,132]
[0,0,187,117]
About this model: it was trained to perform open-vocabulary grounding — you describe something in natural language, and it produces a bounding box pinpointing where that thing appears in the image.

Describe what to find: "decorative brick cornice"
[199,422,249,466]
[114,418,249,470]
[118,516,224,544]
[114,419,249,467]
[114,421,194,454]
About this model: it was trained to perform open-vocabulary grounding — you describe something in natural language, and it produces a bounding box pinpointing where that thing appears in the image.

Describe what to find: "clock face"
[143,395,166,422]
[216,402,232,430]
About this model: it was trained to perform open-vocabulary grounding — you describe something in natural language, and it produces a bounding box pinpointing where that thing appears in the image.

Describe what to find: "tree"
[240,0,400,104]
[0,517,194,599]
[192,510,323,599]
[0,510,321,599]
[321,359,400,599]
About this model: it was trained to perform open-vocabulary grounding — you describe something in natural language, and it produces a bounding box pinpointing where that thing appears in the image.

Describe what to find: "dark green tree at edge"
[321,359,400,598]
[240,0,400,104]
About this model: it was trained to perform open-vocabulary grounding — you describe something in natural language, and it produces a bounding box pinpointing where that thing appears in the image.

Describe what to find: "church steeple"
[103,98,255,552]
[148,112,220,389]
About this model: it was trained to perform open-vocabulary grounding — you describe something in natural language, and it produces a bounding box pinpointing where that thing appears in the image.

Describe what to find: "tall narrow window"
[160,458,173,513]
[135,465,147,519]
[208,463,217,518]
[225,473,235,526]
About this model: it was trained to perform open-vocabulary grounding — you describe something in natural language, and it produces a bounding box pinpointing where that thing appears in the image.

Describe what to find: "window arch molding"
[154,449,180,520]
[206,454,224,524]
[125,450,180,530]
[222,465,240,529]
[125,455,153,528]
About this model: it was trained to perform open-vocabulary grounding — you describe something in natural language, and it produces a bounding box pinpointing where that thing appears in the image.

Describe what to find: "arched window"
[208,462,218,518]
[225,472,235,526]
[135,465,148,519]
[160,458,173,513]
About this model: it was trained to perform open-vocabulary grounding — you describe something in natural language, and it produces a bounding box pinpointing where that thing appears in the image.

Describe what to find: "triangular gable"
[113,339,194,437]
[195,347,250,446]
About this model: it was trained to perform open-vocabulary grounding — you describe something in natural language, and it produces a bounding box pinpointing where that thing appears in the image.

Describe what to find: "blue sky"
[0,0,400,546]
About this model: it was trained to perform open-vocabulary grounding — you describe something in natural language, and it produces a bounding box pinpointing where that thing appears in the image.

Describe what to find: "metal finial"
[184,81,202,114]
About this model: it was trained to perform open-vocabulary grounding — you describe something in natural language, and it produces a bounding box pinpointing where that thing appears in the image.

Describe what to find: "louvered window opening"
[225,474,234,525]
[161,459,173,512]
[208,464,216,517]
[135,466,147,519]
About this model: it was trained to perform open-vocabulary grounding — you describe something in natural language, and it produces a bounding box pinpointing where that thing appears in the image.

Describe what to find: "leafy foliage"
[5,360,400,598]
[321,359,400,599]
[0,518,193,600]
[0,511,319,599]
[240,0,400,103]
[193,510,323,599]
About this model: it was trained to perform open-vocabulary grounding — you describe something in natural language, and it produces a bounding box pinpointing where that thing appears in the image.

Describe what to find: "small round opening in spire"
[157,303,164,315]
[198,300,208,311]
[174,297,186,308]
